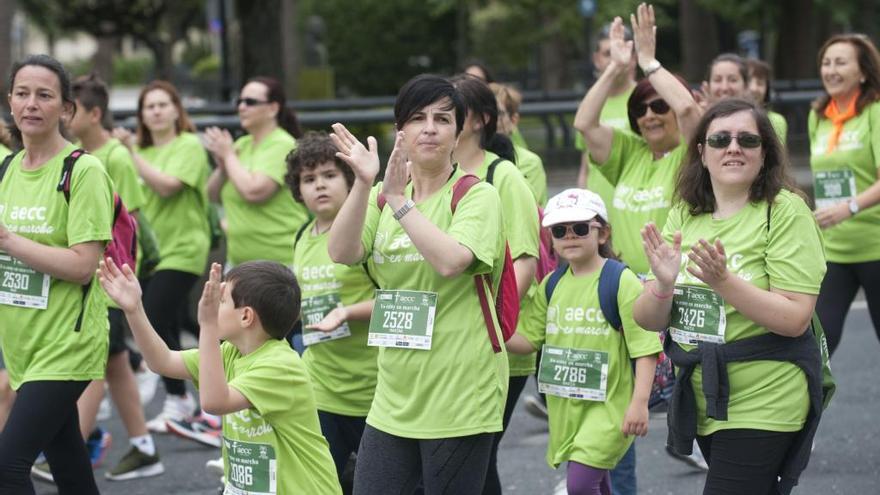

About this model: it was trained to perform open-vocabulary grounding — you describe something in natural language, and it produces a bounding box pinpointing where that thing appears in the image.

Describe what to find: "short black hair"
[72,73,113,129]
[285,131,354,202]
[394,74,465,136]
[225,261,301,340]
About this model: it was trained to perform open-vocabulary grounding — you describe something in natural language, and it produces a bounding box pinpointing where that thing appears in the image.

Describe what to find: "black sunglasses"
[705,132,762,149]
[550,222,594,239]
[633,99,671,118]
[236,97,271,107]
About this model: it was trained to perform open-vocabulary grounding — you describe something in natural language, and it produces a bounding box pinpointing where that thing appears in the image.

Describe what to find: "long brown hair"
[135,80,196,147]
[676,98,798,215]
[812,33,880,117]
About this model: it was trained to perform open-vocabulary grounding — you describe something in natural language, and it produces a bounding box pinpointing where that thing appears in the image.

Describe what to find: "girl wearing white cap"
[506,189,660,495]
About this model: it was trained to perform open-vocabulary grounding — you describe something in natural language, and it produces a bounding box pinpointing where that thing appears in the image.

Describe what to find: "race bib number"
[0,251,49,309]
[223,438,277,495]
[670,286,726,344]
[538,344,609,401]
[301,293,350,346]
[813,169,856,209]
[368,290,437,350]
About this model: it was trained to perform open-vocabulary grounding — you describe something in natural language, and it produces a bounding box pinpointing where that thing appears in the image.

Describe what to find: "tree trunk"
[775,0,832,79]
[92,35,117,84]
[538,13,567,90]
[0,0,15,104]
[236,0,283,81]
[679,0,720,82]
[280,0,299,98]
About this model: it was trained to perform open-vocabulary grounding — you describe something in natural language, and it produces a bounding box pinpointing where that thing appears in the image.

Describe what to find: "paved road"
[34,304,879,494]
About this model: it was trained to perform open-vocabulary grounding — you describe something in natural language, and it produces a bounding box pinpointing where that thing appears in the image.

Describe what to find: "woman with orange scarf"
[809,33,880,355]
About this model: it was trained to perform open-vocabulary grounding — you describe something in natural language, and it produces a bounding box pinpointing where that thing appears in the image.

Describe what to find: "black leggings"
[354,425,494,495]
[816,260,880,356]
[482,375,528,495]
[696,428,797,495]
[0,380,97,494]
[142,269,199,396]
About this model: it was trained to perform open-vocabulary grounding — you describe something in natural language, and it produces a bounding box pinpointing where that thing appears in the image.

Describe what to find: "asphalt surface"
[31,302,879,495]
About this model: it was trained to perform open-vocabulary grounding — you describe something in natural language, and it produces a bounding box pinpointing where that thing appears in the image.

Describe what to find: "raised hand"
[687,238,730,288]
[198,263,222,330]
[97,257,143,313]
[641,222,682,288]
[381,131,411,201]
[330,123,380,184]
[203,127,235,159]
[631,3,658,70]
[608,17,633,69]
[306,306,349,333]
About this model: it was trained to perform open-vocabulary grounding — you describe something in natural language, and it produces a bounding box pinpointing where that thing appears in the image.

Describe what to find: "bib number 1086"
[229,464,253,487]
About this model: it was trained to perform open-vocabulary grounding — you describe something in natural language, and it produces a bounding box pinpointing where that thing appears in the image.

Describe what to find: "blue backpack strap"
[544,262,569,302]
[598,259,627,332]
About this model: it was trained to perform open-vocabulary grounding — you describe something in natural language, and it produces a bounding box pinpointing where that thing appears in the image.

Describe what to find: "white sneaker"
[97,397,112,421]
[665,440,709,472]
[146,394,195,433]
[136,368,160,405]
[205,457,224,477]
[523,394,548,420]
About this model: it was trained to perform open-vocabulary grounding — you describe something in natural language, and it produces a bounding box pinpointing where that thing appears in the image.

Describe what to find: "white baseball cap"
[542,188,608,227]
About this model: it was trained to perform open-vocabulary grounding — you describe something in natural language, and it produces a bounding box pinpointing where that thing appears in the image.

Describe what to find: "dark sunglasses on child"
[236,97,271,107]
[705,132,762,149]
[550,222,596,239]
[633,99,670,118]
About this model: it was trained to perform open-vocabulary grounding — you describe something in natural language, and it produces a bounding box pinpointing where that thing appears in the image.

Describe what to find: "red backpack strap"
[57,149,87,203]
[450,174,482,213]
[377,193,387,210]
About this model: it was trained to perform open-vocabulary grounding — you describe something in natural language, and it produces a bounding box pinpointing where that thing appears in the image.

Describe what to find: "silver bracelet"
[393,199,416,221]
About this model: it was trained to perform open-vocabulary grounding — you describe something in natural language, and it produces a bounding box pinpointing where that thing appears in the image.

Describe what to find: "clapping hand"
[608,17,633,71]
[631,3,658,70]
[381,131,411,202]
[112,127,136,150]
[641,222,682,288]
[687,238,730,288]
[203,127,236,160]
[330,123,380,185]
[198,263,222,331]
[97,257,143,313]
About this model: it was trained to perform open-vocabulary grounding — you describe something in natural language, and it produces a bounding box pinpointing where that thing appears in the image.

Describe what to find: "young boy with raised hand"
[98,258,341,495]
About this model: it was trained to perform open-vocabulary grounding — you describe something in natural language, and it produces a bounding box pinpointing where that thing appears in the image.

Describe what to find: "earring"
[861,78,866,84]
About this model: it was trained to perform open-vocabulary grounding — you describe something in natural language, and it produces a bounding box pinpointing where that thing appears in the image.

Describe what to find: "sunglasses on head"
[550,222,597,239]
[236,97,271,107]
[633,99,671,118]
[705,132,762,149]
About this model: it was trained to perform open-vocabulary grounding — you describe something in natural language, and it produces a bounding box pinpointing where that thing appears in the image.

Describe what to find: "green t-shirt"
[520,263,662,469]
[594,130,686,276]
[93,138,145,212]
[808,102,880,263]
[475,152,541,377]
[221,128,305,267]
[510,128,528,150]
[295,219,379,417]
[576,89,634,209]
[359,167,509,438]
[657,190,826,435]
[514,145,548,206]
[769,110,788,146]
[0,144,113,389]
[182,339,341,495]
[137,133,210,275]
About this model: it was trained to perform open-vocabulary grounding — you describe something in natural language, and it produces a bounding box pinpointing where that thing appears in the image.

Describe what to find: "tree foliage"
[17,0,205,79]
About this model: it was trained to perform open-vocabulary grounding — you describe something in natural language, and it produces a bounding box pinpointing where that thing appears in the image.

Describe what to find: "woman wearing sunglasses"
[205,77,304,270]
[573,5,700,278]
[634,97,827,494]
[113,81,211,432]
[809,34,880,357]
